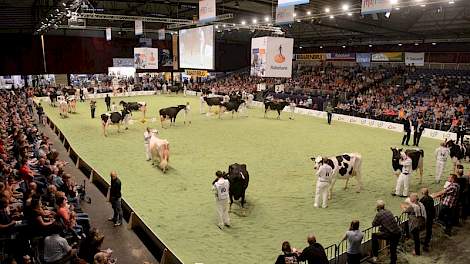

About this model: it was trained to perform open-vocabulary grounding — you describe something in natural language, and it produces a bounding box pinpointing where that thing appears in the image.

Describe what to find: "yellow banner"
[185,70,209,77]
[295,53,326,61]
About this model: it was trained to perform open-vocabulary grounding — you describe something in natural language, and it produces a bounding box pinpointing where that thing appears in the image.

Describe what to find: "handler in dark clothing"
[371,200,401,264]
[413,118,425,147]
[420,188,435,252]
[456,118,466,144]
[402,116,412,146]
[108,171,123,226]
[297,234,329,264]
[90,100,96,118]
[105,94,111,111]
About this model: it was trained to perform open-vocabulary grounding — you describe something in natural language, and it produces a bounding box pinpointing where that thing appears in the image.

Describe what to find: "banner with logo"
[113,58,134,67]
[295,53,326,61]
[266,37,294,78]
[158,29,166,40]
[105,27,112,41]
[371,52,403,62]
[278,0,309,7]
[356,53,371,63]
[185,69,209,77]
[405,52,425,66]
[135,20,143,35]
[134,48,158,69]
[276,5,295,24]
[361,0,392,15]
[199,0,216,22]
[172,34,179,70]
[326,53,356,61]
[250,37,268,77]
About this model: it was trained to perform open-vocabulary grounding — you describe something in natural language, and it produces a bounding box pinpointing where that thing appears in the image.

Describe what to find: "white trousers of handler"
[216,198,230,227]
[144,143,151,160]
[314,180,330,208]
[435,160,445,182]
[395,173,410,196]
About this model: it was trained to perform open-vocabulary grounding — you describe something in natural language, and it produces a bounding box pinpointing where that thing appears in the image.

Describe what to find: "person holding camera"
[212,171,230,230]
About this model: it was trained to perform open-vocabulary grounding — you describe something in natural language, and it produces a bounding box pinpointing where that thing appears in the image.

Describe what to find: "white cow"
[149,131,170,173]
[311,153,363,199]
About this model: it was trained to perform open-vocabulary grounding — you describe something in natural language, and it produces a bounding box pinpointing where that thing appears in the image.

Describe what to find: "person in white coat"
[394,152,413,197]
[184,102,191,125]
[212,171,231,229]
[314,159,333,208]
[434,142,450,183]
[144,128,152,161]
[200,95,206,114]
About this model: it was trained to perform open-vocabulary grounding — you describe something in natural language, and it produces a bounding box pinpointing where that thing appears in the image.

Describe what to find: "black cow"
[225,163,249,208]
[446,140,466,172]
[390,147,424,184]
[203,96,223,106]
[168,86,183,94]
[119,101,143,111]
[101,109,129,136]
[264,100,289,119]
[49,91,58,107]
[219,100,245,119]
[159,105,186,128]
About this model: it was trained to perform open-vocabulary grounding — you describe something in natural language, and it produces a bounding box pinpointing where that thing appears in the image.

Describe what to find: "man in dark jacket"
[371,200,401,264]
[419,188,435,252]
[402,115,412,146]
[105,94,111,111]
[108,171,123,226]
[413,118,425,147]
[297,234,329,264]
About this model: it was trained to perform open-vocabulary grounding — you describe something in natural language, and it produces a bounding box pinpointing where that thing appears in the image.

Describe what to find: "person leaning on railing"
[341,220,363,264]
[370,200,401,264]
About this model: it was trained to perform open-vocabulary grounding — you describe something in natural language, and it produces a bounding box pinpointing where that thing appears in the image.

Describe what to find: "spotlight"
[307,11,311,15]
[325,8,330,13]
[449,0,455,4]
[342,45,346,48]
[395,7,400,10]
[264,16,270,22]
[223,24,226,27]
[62,2,66,6]
[299,46,303,49]
[420,4,426,7]
[293,13,297,17]
[432,42,437,45]
[241,20,246,25]
[329,15,334,19]
[215,25,219,29]
[347,12,352,16]
[390,0,398,4]
[415,43,419,46]
[320,46,323,49]
[398,43,403,46]
[342,4,349,11]
[252,18,257,24]
[369,44,373,47]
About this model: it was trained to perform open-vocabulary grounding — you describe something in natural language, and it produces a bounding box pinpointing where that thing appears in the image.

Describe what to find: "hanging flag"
[276,5,295,24]
[199,0,216,22]
[135,20,143,35]
[106,27,112,41]
[361,0,392,15]
[158,28,166,40]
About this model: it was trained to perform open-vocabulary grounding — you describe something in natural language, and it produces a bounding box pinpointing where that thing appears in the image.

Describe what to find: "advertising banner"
[361,0,392,15]
[250,37,268,77]
[134,48,158,69]
[172,34,179,70]
[185,69,209,77]
[326,53,356,61]
[158,29,166,40]
[371,52,403,62]
[251,37,294,78]
[199,0,216,22]
[278,0,309,7]
[295,53,326,61]
[356,53,371,63]
[135,20,143,35]
[159,49,173,67]
[105,27,111,41]
[275,5,295,24]
[113,58,134,67]
[405,52,425,66]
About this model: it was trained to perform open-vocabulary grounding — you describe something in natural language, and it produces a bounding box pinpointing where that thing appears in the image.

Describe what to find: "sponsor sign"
[371,52,403,62]
[278,0,309,7]
[113,58,134,67]
[250,37,294,78]
[172,34,179,70]
[185,69,209,77]
[405,52,425,66]
[199,0,216,22]
[356,53,371,63]
[361,0,392,15]
[105,27,112,41]
[135,20,143,35]
[134,48,158,69]
[276,5,295,24]
[295,53,326,61]
[326,53,356,61]
[158,29,166,40]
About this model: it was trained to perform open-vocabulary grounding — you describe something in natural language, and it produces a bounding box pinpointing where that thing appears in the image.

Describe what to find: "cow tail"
[353,153,362,176]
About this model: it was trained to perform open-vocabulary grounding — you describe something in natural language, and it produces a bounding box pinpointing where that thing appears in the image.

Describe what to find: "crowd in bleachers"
[0,90,114,264]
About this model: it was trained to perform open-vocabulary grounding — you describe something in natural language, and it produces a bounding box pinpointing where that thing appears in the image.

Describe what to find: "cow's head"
[119,100,126,106]
[178,104,186,110]
[310,156,323,170]
[390,147,403,161]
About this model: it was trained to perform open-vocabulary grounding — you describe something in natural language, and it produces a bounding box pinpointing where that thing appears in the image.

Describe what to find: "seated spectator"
[26,198,55,236]
[341,220,363,264]
[371,200,401,264]
[275,241,299,264]
[79,228,108,263]
[296,234,328,264]
[0,198,16,237]
[43,223,77,264]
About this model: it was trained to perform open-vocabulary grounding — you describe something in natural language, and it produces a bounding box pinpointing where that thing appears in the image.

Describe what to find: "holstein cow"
[159,105,186,128]
[203,96,223,110]
[168,85,183,94]
[445,140,466,172]
[225,163,249,208]
[57,96,68,118]
[119,101,147,119]
[390,147,424,184]
[100,109,130,137]
[219,99,245,119]
[311,153,363,199]
[149,131,170,173]
[264,100,290,119]
[67,95,77,113]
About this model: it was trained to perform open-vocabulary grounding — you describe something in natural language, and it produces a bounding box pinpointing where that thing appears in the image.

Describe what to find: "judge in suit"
[402,115,412,146]
[413,118,425,147]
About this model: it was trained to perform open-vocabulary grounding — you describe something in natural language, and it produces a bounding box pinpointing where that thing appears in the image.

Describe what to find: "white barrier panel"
[87,91,156,99]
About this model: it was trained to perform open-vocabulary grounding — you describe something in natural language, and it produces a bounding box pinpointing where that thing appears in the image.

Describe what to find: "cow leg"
[229,195,234,212]
[160,116,165,128]
[277,110,281,119]
[264,108,267,118]
[344,178,349,190]
[241,193,246,208]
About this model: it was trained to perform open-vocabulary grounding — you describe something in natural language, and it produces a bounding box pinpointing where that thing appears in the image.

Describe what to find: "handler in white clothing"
[184,102,191,125]
[144,128,152,161]
[200,95,206,114]
[212,171,231,229]
[434,142,449,183]
[394,152,413,197]
[314,159,333,208]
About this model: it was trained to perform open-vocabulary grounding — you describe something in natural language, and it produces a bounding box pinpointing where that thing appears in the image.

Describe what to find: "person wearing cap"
[434,141,450,183]
[143,128,152,161]
[402,115,412,146]
[212,171,230,229]
[393,151,412,197]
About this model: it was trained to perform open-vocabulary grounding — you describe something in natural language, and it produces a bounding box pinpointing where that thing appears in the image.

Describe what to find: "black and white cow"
[226,163,249,208]
[219,99,245,119]
[264,100,289,119]
[119,101,147,119]
[390,147,424,183]
[100,109,130,136]
[159,105,186,128]
[445,140,466,172]
[311,153,363,199]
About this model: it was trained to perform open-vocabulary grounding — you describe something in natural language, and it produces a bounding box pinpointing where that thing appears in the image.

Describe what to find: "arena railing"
[41,113,184,264]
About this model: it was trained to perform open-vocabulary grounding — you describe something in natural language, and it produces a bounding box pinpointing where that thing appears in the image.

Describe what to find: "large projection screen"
[179,25,214,70]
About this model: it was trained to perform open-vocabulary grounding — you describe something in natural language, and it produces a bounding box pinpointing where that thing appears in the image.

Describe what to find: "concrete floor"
[39,121,158,264]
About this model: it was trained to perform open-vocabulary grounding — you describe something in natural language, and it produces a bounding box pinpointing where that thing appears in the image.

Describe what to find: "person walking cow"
[314,158,333,208]
[393,151,413,197]
[212,170,231,230]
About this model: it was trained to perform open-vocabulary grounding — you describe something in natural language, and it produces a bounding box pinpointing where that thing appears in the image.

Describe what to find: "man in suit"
[402,115,412,146]
[413,118,425,147]
[456,117,467,144]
